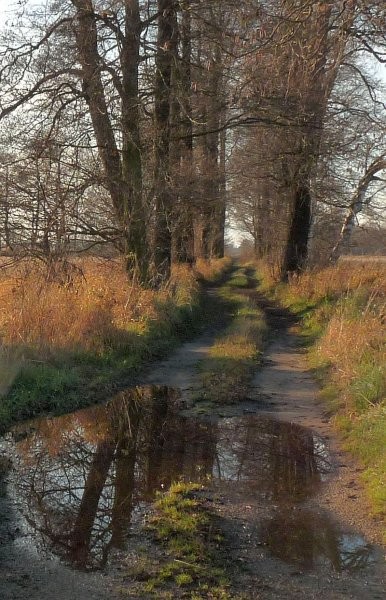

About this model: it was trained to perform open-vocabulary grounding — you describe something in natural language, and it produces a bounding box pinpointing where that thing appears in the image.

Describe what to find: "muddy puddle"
[0,386,376,574]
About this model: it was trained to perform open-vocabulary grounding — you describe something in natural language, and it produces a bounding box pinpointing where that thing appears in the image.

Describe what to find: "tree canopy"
[0,0,385,281]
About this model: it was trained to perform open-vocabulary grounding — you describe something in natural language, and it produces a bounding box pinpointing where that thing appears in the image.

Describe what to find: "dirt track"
[0,284,385,599]
[212,296,386,599]
[134,288,386,598]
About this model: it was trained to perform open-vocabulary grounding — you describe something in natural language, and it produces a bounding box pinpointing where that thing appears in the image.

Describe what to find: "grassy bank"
[0,256,232,433]
[197,267,267,405]
[259,262,385,521]
[127,483,232,599]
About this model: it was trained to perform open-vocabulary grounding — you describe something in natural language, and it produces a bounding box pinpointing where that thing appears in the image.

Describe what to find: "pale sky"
[0,0,14,26]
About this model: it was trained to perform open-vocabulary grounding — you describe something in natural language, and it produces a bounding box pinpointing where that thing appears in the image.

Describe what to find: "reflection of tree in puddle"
[213,417,330,502]
[10,386,217,570]
[262,509,374,572]
[7,395,337,573]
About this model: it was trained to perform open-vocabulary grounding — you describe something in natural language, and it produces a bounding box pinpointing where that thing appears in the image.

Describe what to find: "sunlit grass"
[0,256,230,361]
[194,257,232,283]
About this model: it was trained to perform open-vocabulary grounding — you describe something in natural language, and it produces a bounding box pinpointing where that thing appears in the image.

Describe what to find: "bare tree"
[229,0,386,274]
[1,0,385,280]
[330,155,386,261]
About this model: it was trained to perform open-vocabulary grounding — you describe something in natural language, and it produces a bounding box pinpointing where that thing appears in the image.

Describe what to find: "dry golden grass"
[280,263,386,412]
[286,263,386,302]
[194,256,232,282]
[257,258,386,298]
[0,256,234,435]
[317,313,385,394]
[0,257,198,357]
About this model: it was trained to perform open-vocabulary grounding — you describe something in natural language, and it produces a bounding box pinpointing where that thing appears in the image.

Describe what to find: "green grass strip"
[197,267,267,404]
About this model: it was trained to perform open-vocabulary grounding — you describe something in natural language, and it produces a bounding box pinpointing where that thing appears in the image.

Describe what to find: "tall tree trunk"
[152,0,178,281]
[211,124,226,257]
[121,0,148,280]
[169,52,183,264]
[171,2,195,264]
[193,213,208,259]
[255,193,267,259]
[71,0,148,282]
[281,2,335,278]
[282,180,312,277]
[203,44,223,259]
[3,166,12,249]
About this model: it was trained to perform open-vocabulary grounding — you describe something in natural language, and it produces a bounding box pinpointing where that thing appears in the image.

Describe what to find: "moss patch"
[128,483,233,599]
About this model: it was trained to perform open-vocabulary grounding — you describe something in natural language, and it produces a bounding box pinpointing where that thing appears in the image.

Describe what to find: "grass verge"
[258,261,385,523]
[127,482,233,599]
[0,257,233,434]
[197,267,267,404]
